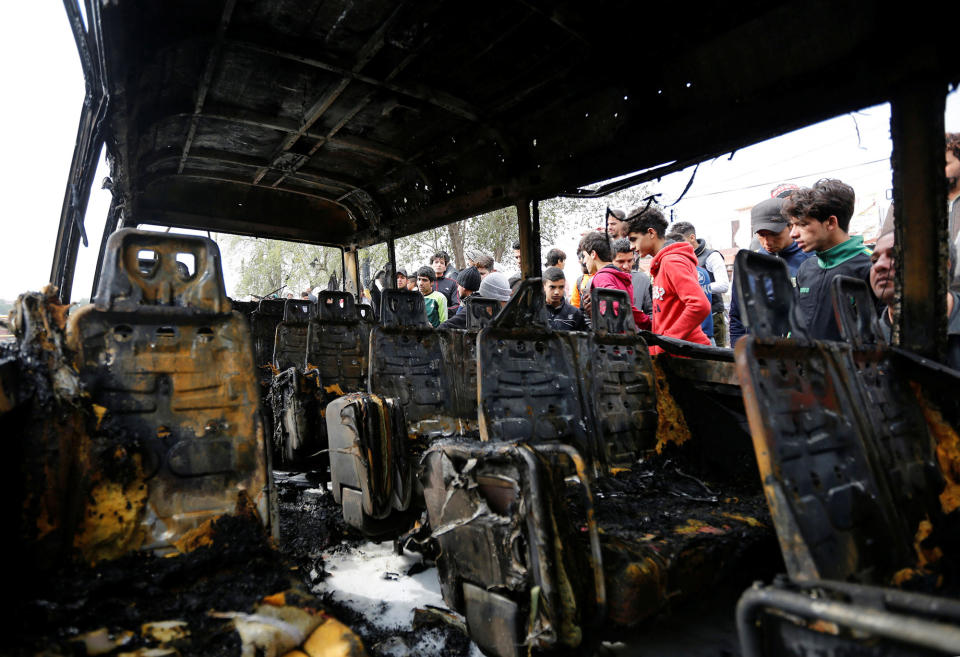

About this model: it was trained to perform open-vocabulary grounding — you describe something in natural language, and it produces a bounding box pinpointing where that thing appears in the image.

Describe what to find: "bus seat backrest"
[66,228,271,556]
[93,228,229,313]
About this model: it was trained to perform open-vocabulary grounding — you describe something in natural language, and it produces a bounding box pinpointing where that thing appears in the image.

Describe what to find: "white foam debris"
[313,541,445,630]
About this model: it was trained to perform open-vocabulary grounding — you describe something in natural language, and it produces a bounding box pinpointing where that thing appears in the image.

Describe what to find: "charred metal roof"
[96,0,957,247]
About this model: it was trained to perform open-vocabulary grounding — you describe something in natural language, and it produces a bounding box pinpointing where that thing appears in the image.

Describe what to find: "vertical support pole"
[343,247,361,298]
[890,82,947,359]
[517,199,542,279]
[387,238,398,289]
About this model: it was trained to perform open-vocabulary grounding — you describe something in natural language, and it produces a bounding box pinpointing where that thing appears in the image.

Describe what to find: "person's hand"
[580,288,591,316]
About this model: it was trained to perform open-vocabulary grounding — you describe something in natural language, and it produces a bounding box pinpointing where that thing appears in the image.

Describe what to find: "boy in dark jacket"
[782,179,872,341]
[626,206,710,352]
[543,267,587,331]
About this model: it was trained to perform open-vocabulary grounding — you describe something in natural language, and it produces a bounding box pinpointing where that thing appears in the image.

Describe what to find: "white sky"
[0,4,957,300]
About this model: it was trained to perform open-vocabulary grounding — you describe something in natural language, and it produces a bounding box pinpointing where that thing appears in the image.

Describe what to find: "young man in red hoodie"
[578,231,651,329]
[625,206,710,352]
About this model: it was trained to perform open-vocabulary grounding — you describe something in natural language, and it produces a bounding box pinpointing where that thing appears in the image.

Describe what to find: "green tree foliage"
[219,235,341,299]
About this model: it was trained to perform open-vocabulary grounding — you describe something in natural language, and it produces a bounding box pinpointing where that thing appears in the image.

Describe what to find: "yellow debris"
[719,512,765,528]
[141,621,189,644]
[324,384,346,397]
[93,404,108,430]
[302,616,368,657]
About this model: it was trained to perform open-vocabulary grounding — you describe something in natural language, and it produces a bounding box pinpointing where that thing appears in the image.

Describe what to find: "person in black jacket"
[783,179,873,341]
[438,267,483,329]
[431,252,461,313]
[543,267,587,331]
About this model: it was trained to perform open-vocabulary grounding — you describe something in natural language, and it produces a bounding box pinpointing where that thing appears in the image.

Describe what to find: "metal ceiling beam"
[187,110,405,160]
[251,7,400,184]
[177,0,237,174]
[141,170,347,203]
[141,148,360,192]
[233,40,481,122]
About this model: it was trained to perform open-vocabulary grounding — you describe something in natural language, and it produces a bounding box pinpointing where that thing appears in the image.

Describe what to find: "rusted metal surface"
[64,229,274,558]
[891,82,949,359]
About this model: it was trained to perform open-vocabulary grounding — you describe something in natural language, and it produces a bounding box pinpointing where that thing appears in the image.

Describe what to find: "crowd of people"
[355,132,960,369]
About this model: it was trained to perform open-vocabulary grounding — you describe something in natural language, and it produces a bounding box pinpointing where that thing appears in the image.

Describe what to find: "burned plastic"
[326,393,414,535]
[589,288,658,465]
[734,250,808,342]
[477,279,593,459]
[327,288,481,533]
[269,299,325,468]
[735,262,943,584]
[421,441,604,657]
[463,295,500,329]
[65,229,274,559]
[832,275,886,347]
[250,298,287,378]
[307,291,369,396]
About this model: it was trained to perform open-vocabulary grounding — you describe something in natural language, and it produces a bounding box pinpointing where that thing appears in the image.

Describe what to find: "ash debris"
[274,473,475,657]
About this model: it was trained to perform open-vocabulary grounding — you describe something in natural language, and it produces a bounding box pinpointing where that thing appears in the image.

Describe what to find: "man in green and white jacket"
[782,178,872,341]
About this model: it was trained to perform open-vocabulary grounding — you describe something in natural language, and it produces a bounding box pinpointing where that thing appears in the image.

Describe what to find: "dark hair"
[508,273,522,292]
[948,133,960,160]
[611,238,632,255]
[626,205,667,238]
[430,252,448,266]
[545,248,566,266]
[781,178,855,231]
[512,240,521,251]
[417,265,436,281]
[669,221,696,238]
[474,254,494,269]
[543,267,565,282]
[578,231,613,262]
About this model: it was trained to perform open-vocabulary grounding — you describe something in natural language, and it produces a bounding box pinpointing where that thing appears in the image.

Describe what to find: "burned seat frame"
[733,252,952,656]
[66,228,275,559]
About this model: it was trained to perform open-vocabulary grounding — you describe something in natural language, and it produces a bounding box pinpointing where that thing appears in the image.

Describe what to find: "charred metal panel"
[463,295,499,329]
[736,337,910,582]
[369,289,451,431]
[733,250,806,341]
[65,229,272,559]
[477,280,593,462]
[421,442,603,657]
[307,291,369,395]
[326,393,413,533]
[249,298,286,380]
[272,299,315,372]
[588,288,658,466]
[738,579,960,657]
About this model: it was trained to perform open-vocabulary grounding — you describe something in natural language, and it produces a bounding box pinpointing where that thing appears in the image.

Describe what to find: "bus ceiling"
[50,1,957,353]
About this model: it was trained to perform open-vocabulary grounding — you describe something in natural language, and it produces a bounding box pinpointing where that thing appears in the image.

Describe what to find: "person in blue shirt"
[729,196,814,346]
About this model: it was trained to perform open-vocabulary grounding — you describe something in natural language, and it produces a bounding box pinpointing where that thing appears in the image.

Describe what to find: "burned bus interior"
[5,0,960,656]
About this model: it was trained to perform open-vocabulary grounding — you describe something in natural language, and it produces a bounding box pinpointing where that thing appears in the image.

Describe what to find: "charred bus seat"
[587,288,658,467]
[733,254,955,656]
[65,228,274,559]
[250,298,287,384]
[422,441,605,657]
[423,282,776,657]
[477,280,598,463]
[306,291,370,400]
[269,299,324,469]
[327,289,481,534]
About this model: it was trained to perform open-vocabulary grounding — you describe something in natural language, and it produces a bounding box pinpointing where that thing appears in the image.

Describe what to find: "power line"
[677,158,889,201]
